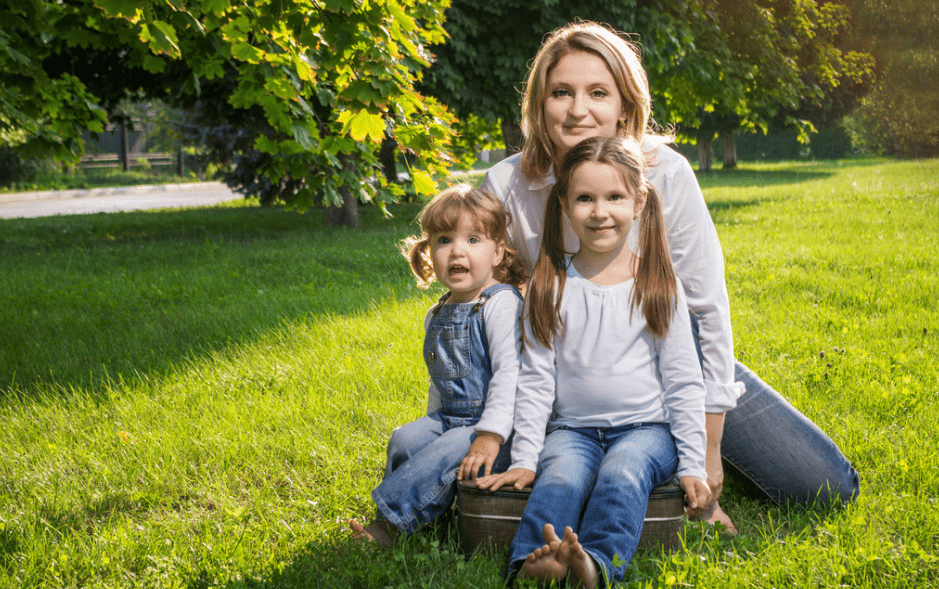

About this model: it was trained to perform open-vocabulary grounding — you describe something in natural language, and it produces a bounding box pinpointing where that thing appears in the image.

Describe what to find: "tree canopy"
[1,0,456,223]
[421,0,875,169]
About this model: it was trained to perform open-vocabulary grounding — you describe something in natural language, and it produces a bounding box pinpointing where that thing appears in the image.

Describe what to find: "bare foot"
[349,519,395,547]
[518,523,569,586]
[566,530,599,589]
[703,502,738,535]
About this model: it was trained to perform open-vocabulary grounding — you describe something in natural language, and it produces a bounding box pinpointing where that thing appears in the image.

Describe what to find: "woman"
[480,21,859,531]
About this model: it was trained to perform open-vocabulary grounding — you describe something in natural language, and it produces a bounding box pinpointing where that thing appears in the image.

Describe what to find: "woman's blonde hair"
[520,21,669,179]
[403,184,527,289]
[526,136,677,348]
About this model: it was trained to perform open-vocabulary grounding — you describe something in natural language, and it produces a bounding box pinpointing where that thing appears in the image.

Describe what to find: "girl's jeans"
[508,424,677,585]
[373,415,511,534]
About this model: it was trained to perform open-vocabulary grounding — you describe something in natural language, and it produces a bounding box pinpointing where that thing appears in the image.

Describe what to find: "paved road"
[0,182,243,219]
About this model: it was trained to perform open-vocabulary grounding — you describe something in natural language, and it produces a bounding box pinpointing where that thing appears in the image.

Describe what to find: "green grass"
[1,158,937,587]
[0,166,208,194]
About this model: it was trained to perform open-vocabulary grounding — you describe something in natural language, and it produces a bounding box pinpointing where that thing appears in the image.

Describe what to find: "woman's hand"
[475,468,536,492]
[679,475,711,512]
[686,412,725,520]
[458,431,503,481]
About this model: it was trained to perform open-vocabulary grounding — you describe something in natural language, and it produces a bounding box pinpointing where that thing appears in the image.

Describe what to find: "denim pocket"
[426,323,471,379]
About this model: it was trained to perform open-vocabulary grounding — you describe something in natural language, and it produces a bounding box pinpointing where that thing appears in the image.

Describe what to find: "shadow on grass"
[0,201,428,394]
[696,167,834,189]
[214,518,511,589]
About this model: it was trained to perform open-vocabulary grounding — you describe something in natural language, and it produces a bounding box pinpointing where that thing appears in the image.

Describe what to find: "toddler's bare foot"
[566,531,599,589]
[349,519,395,547]
[703,501,738,535]
[518,523,570,586]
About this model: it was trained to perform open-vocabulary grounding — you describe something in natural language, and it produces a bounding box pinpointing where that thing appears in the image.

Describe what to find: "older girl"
[479,136,710,587]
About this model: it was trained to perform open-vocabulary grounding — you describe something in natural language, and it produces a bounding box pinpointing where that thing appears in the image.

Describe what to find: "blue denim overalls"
[424,282,522,429]
[372,283,521,534]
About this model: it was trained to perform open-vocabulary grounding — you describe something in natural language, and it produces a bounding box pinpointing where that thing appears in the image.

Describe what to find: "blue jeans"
[374,415,512,534]
[689,314,860,505]
[509,424,677,585]
[722,362,860,504]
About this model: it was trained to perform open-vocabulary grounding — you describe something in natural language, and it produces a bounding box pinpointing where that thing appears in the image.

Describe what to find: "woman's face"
[543,50,625,165]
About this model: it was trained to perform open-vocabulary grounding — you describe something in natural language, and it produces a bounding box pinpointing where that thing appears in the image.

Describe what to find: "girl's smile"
[562,161,644,274]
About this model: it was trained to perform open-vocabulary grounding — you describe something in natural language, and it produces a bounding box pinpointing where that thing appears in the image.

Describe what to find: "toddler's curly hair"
[402,184,527,289]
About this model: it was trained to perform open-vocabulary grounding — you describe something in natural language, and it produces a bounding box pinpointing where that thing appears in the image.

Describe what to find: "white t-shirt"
[510,262,707,482]
[481,144,744,412]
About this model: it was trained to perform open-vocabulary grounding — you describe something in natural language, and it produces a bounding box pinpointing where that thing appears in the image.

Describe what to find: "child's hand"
[458,431,503,481]
[475,468,536,492]
[679,475,711,512]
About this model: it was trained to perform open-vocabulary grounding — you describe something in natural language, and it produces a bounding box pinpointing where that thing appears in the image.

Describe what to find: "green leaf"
[93,0,141,20]
[202,0,231,17]
[142,55,166,73]
[140,20,180,57]
[231,42,265,64]
[292,123,315,151]
[411,170,437,197]
[338,110,385,143]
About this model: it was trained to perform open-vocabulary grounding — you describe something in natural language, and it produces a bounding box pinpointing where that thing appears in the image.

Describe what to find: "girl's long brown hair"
[526,136,677,348]
[402,184,527,289]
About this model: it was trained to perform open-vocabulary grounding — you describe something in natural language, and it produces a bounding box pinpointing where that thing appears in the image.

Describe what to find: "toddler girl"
[351,184,526,545]
[478,137,710,587]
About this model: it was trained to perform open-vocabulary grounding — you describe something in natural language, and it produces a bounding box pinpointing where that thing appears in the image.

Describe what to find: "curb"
[0,181,229,204]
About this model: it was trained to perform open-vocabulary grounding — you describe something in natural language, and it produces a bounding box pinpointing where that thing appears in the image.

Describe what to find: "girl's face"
[544,51,626,165]
[429,213,505,303]
[562,161,644,258]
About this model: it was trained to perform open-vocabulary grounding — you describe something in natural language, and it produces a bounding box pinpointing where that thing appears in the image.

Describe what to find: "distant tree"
[843,0,939,157]
[653,0,875,171]
[0,0,456,226]
[420,1,874,171]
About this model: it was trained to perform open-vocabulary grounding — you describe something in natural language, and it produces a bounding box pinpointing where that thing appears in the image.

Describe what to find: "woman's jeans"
[688,314,860,505]
[722,361,860,504]
[373,415,511,534]
[509,424,677,585]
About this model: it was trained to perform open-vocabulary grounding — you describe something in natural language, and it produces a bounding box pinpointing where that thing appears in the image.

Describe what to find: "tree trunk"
[120,119,130,172]
[378,135,398,183]
[325,155,360,228]
[697,135,713,172]
[501,119,524,155]
[722,131,738,169]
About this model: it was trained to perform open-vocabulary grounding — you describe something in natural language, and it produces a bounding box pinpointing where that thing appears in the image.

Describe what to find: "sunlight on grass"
[0,158,937,587]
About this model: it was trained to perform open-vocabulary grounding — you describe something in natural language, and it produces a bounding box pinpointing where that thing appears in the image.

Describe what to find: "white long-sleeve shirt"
[424,288,523,442]
[510,262,707,482]
[481,144,744,412]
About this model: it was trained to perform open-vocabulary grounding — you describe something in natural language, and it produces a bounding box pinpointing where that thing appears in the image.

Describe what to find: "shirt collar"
[528,165,557,192]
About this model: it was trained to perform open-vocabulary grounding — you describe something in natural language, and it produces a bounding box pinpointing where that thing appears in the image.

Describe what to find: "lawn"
[0,157,937,588]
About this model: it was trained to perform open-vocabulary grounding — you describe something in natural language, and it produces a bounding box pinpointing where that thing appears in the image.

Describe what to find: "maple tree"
[1,0,456,225]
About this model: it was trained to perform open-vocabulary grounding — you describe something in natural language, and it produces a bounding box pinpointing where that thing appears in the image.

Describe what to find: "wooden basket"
[456,480,684,553]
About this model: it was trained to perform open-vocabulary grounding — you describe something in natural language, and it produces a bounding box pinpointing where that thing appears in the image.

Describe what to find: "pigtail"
[400,235,435,289]
[493,244,529,290]
[524,182,571,350]
[632,181,678,338]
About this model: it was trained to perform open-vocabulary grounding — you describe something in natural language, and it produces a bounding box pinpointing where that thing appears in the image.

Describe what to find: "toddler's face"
[429,214,504,303]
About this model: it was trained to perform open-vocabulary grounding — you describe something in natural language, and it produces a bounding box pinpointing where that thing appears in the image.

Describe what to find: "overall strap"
[472,283,523,314]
